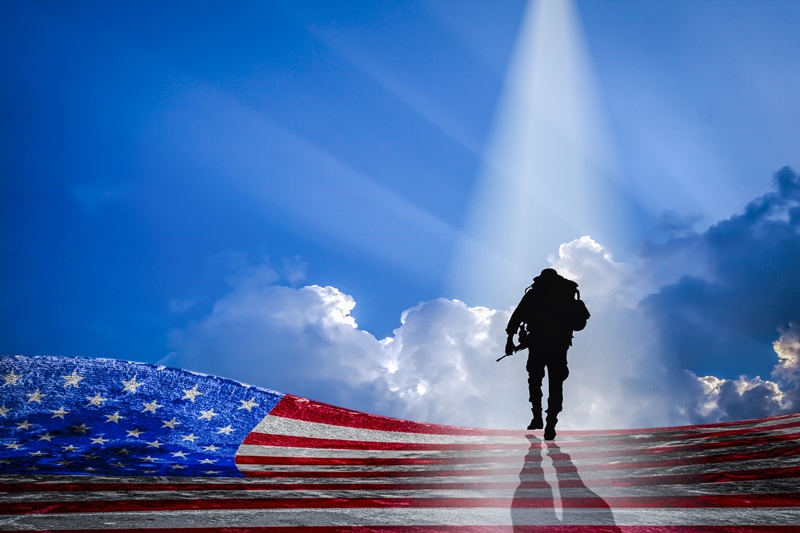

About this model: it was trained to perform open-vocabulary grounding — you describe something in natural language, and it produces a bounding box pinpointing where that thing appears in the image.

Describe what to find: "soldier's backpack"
[521,276,590,333]
[571,290,591,332]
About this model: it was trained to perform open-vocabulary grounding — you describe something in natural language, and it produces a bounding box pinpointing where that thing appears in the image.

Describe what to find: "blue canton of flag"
[0,356,283,477]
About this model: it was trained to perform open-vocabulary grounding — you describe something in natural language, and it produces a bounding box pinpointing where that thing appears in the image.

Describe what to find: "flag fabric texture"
[1,355,799,532]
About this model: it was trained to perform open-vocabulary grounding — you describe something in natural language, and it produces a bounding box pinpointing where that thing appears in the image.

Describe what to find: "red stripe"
[2,465,799,493]
[269,395,532,437]
[550,431,800,459]
[241,433,530,450]
[241,441,800,478]
[572,441,800,472]
[4,492,800,515]
[271,395,800,436]
[26,461,800,491]
[241,466,538,478]
[533,420,800,448]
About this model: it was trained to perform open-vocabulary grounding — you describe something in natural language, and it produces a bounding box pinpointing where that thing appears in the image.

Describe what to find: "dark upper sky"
[2,1,799,428]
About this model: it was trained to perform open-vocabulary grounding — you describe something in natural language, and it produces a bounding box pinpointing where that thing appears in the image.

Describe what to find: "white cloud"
[690,323,800,422]
[551,236,800,426]
[547,235,648,307]
[161,249,682,431]
[773,324,800,386]
[163,237,800,431]
[162,268,531,429]
[545,236,693,429]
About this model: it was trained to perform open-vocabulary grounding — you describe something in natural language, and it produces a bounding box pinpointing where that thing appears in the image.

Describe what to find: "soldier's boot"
[543,415,558,441]
[527,408,543,430]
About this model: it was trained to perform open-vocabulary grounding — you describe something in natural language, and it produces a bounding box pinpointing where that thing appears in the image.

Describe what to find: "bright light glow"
[451,0,621,308]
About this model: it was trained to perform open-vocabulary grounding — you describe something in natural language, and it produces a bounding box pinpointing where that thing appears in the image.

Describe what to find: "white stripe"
[236,454,800,478]
[248,415,532,444]
[2,479,795,503]
[1,507,798,529]
[237,424,800,459]
[235,438,799,469]
[244,414,800,450]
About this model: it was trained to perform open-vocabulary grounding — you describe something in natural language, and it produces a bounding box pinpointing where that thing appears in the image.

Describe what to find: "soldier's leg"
[544,347,570,440]
[546,364,569,418]
[526,354,546,429]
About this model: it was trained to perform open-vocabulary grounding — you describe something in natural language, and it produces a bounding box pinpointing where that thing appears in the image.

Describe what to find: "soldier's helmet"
[534,268,559,281]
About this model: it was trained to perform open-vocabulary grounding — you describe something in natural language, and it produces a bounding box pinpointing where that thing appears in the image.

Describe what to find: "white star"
[112,461,125,468]
[16,420,32,430]
[83,453,100,460]
[71,423,91,434]
[27,389,46,403]
[142,400,163,414]
[171,451,188,458]
[116,448,131,455]
[141,456,158,463]
[146,440,162,448]
[126,428,144,438]
[199,458,217,464]
[202,444,218,452]
[0,458,11,464]
[182,384,203,402]
[62,369,84,387]
[171,464,185,470]
[238,397,259,411]
[121,375,143,394]
[90,436,108,445]
[198,408,218,420]
[182,433,197,442]
[162,418,181,429]
[105,411,124,423]
[143,469,156,474]
[51,406,69,419]
[56,460,71,466]
[4,441,22,450]
[205,470,220,475]
[85,467,96,472]
[86,393,107,407]
[62,444,79,452]
[2,369,21,386]
[0,405,10,417]
[38,433,54,442]
[216,425,235,435]
[29,450,46,457]
[27,465,38,471]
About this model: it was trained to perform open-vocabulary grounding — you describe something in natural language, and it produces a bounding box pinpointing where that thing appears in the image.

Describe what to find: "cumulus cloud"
[630,167,800,423]
[641,167,800,380]
[690,323,800,423]
[543,167,800,427]
[162,240,692,430]
[548,235,648,307]
[162,265,533,429]
[163,168,800,430]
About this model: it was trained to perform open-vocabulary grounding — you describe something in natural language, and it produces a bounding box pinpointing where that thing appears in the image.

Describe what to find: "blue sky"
[2,1,799,429]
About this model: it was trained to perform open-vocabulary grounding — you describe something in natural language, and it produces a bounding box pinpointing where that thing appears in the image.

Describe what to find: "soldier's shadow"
[511,435,620,531]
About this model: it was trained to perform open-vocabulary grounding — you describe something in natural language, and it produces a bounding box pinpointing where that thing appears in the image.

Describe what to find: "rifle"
[496,325,529,362]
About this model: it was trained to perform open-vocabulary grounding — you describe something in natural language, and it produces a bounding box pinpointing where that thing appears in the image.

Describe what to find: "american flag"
[1,355,799,531]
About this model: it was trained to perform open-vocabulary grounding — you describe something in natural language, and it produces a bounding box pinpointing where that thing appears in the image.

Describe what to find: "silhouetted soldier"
[505,268,589,440]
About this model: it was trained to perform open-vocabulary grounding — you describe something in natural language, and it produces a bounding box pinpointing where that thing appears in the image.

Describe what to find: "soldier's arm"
[505,293,531,354]
[506,307,521,335]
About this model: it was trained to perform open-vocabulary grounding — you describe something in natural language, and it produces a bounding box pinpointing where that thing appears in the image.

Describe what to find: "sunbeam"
[450,0,623,308]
